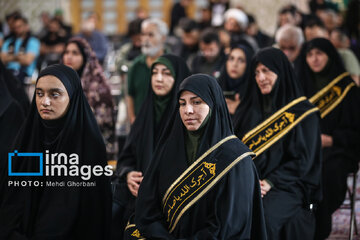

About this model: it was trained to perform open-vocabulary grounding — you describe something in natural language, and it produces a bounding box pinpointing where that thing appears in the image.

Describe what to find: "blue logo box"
[8,150,43,176]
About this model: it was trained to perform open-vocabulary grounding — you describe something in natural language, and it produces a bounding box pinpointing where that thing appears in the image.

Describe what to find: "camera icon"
[8,150,43,176]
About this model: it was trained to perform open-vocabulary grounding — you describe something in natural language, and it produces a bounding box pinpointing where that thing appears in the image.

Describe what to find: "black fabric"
[233,47,322,240]
[0,60,30,114]
[297,38,360,239]
[115,54,191,179]
[0,61,26,206]
[134,74,267,239]
[218,44,253,98]
[112,54,190,240]
[0,64,112,240]
[191,50,226,77]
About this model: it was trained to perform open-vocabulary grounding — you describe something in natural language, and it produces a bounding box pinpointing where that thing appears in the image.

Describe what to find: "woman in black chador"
[233,47,322,240]
[112,54,191,239]
[217,43,253,117]
[0,64,112,239]
[126,74,267,239]
[297,38,360,239]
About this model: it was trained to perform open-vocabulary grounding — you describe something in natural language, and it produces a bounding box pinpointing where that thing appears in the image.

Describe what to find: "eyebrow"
[35,88,65,92]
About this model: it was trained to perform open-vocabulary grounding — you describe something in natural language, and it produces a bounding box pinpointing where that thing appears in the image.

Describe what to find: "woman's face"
[226,48,247,79]
[306,48,329,73]
[179,90,210,131]
[63,43,84,71]
[36,75,70,120]
[255,63,278,95]
[151,63,175,96]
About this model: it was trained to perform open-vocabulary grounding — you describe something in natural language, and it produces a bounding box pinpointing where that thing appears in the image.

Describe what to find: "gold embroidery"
[246,111,295,151]
[165,161,216,224]
[131,229,141,238]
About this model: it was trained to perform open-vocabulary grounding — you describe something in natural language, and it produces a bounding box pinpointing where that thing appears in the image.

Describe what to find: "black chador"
[0,64,112,240]
[112,54,191,239]
[234,47,322,240]
[128,74,267,239]
[297,38,360,239]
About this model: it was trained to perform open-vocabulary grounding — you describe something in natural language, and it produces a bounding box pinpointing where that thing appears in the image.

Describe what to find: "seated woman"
[217,44,253,115]
[112,54,191,239]
[0,64,111,239]
[127,74,267,239]
[297,38,360,239]
[62,37,116,161]
[233,47,322,240]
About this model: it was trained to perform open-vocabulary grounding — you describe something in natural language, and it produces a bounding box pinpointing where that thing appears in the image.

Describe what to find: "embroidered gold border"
[124,223,146,240]
[250,107,319,157]
[242,96,307,141]
[319,82,355,118]
[309,72,350,103]
[162,135,237,206]
[167,161,216,226]
[169,151,254,233]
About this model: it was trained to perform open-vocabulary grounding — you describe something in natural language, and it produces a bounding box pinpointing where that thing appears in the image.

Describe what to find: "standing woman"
[128,74,266,239]
[62,37,116,161]
[112,54,191,239]
[0,64,111,239]
[297,38,359,239]
[218,44,253,115]
[233,47,322,240]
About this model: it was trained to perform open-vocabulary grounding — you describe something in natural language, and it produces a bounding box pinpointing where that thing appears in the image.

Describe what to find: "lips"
[40,109,52,114]
[184,119,196,124]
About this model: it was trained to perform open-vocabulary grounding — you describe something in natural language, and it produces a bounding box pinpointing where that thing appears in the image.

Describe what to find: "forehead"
[179,90,199,99]
[66,42,80,51]
[307,47,326,55]
[142,23,159,33]
[36,75,67,91]
[230,48,245,56]
[153,63,168,70]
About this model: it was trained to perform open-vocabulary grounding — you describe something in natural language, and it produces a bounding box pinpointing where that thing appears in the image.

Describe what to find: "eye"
[36,91,44,97]
[52,92,60,97]
[164,71,172,76]
[194,100,202,105]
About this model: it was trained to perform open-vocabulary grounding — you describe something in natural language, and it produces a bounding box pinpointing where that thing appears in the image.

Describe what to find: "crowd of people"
[0,0,359,239]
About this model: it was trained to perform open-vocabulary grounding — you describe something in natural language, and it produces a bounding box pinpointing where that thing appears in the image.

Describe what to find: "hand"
[126,171,143,197]
[321,134,333,148]
[225,93,241,114]
[260,180,271,198]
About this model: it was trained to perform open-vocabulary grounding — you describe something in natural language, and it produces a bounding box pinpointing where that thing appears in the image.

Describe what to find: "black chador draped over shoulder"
[112,54,191,239]
[297,38,360,239]
[234,47,322,240]
[133,74,267,240]
[0,64,112,240]
[0,61,27,205]
[116,54,191,177]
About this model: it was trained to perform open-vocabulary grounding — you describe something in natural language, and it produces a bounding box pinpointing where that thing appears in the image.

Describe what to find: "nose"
[184,104,193,114]
[155,72,163,82]
[257,72,266,82]
[41,96,51,106]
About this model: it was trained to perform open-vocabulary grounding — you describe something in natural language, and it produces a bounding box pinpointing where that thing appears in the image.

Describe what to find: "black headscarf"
[218,44,253,97]
[233,47,322,204]
[297,38,348,96]
[234,47,304,137]
[0,64,111,239]
[116,54,191,177]
[134,74,266,239]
